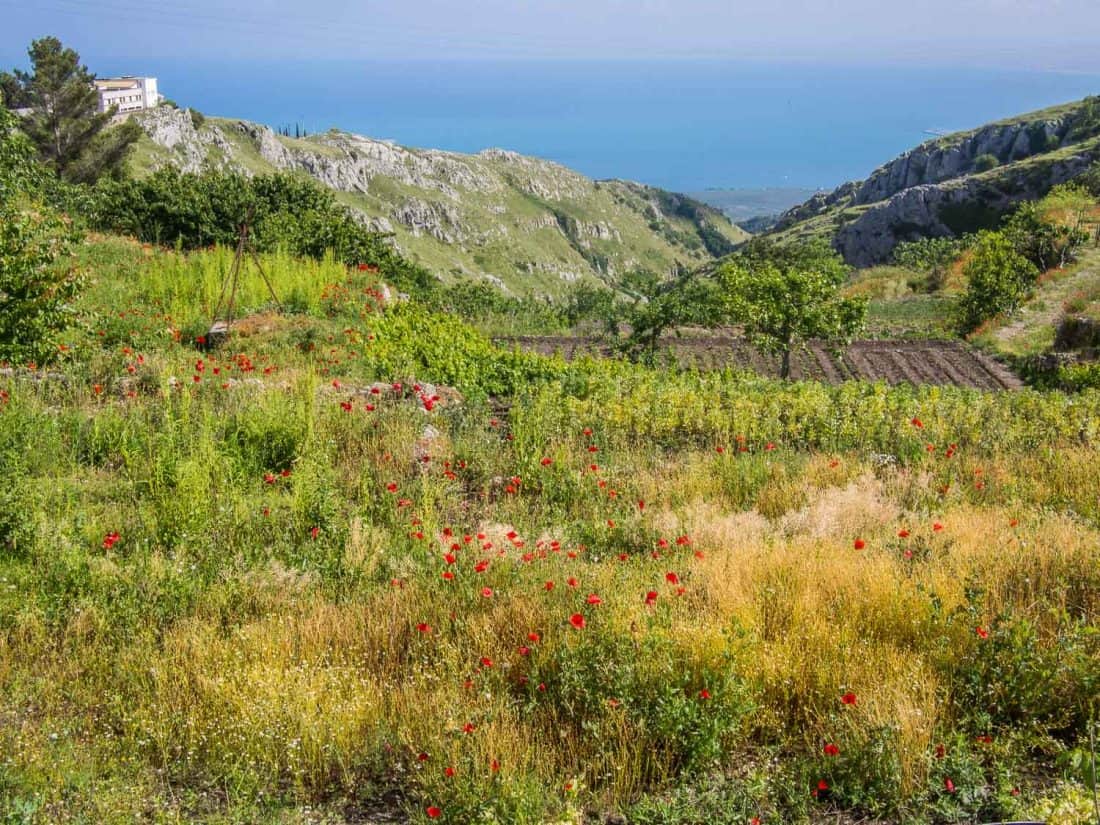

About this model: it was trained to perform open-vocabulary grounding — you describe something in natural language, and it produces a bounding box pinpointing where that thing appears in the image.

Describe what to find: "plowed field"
[497,335,1023,390]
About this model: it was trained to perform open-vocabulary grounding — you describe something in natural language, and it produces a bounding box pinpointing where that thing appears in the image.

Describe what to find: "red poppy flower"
[528,632,540,642]
[841,692,857,705]
[698,689,711,700]
[823,743,839,756]
[566,577,578,588]
[817,779,829,791]
[853,538,866,550]
[480,657,493,668]
[944,777,955,793]
[444,766,455,777]
[264,473,276,484]
[675,535,690,546]
[442,571,454,580]
[417,623,431,633]
[540,457,552,466]
[426,806,441,818]
[897,529,910,538]
[386,482,397,493]
[975,626,989,639]
[585,593,601,605]
[417,751,429,761]
[910,417,923,428]
[517,645,530,656]
[544,581,554,591]
[490,758,500,773]
[474,560,489,573]
[935,743,946,759]
[481,587,493,598]
[665,571,680,585]
[569,613,586,629]
[462,723,476,734]
[933,522,943,532]
[645,591,658,606]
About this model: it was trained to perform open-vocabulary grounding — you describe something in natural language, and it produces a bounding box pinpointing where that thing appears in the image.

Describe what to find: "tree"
[893,235,971,291]
[5,37,139,182]
[956,231,1039,334]
[716,239,866,379]
[1003,193,1090,272]
[0,102,81,364]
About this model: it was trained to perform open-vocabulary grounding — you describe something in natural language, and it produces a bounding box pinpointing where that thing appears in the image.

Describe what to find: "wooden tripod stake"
[207,207,282,347]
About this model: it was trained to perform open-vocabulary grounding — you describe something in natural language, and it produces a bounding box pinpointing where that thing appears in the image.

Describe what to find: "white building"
[94,77,161,114]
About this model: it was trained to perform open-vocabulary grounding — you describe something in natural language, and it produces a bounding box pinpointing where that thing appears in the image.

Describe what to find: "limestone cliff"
[129,107,748,296]
[771,96,1100,266]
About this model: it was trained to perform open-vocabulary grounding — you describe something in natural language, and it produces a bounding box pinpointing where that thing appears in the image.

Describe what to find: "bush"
[956,231,1039,333]
[188,108,205,129]
[973,153,1000,173]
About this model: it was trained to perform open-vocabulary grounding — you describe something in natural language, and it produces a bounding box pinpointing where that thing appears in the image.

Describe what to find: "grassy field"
[2,236,1100,825]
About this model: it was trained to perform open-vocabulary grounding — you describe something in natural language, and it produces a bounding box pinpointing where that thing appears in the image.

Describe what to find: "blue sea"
[89,58,1100,192]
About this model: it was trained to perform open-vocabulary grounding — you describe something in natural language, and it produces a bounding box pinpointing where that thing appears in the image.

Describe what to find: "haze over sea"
[90,58,1100,193]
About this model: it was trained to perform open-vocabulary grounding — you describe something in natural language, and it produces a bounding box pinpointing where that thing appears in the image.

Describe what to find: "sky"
[2,0,1100,71]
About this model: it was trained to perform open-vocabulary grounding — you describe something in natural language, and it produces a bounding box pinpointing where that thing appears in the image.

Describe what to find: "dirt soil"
[497,335,1023,390]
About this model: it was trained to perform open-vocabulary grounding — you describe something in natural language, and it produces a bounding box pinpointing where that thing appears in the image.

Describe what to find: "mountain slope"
[128,106,749,296]
[770,96,1100,266]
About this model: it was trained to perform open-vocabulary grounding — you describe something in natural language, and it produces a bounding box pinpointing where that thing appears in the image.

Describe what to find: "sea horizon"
[18,55,1100,193]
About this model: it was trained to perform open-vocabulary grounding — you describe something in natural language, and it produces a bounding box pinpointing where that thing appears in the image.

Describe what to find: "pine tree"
[5,37,139,183]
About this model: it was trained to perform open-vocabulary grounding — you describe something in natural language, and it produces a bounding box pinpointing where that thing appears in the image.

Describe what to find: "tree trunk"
[780,347,791,380]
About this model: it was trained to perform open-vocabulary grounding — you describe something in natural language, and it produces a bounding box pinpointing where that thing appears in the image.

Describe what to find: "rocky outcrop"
[132,109,748,295]
[853,119,1070,205]
[771,96,1100,266]
[392,198,466,243]
[833,146,1098,267]
[137,106,234,173]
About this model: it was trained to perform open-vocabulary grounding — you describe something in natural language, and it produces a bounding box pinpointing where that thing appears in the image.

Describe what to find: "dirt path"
[992,254,1100,352]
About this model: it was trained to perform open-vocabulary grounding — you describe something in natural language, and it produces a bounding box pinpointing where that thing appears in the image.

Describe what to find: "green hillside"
[127,107,748,297]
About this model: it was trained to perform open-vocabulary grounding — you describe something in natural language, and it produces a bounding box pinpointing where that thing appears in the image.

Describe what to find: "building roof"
[94,78,142,90]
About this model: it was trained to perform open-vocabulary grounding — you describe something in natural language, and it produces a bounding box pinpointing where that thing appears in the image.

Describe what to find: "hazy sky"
[3,0,1100,70]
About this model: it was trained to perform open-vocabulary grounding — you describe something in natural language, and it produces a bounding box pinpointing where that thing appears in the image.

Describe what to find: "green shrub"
[973,153,1000,173]
[956,231,1039,333]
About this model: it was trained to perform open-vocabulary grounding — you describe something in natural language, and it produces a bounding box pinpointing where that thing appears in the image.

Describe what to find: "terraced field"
[498,335,1024,390]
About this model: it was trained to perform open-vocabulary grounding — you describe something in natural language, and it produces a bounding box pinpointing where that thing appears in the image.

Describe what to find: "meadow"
[1,236,1099,824]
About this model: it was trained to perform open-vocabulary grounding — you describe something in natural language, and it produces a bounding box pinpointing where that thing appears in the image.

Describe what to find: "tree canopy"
[2,37,140,183]
[716,239,866,378]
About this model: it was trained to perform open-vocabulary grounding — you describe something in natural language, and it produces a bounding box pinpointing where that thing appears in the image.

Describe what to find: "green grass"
[3,235,1100,824]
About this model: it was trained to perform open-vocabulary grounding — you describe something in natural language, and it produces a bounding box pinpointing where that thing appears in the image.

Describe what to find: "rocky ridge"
[772,96,1100,266]
[131,107,748,295]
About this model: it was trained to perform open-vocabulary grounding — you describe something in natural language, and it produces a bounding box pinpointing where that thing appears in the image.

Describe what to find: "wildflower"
[910,417,923,428]
[935,743,946,759]
[417,751,429,761]
[544,580,554,591]
[933,522,944,532]
[442,571,454,581]
[817,780,829,791]
[386,482,398,493]
[823,743,839,756]
[645,591,658,606]
[841,692,857,706]
[944,777,955,793]
[675,535,690,546]
[665,571,680,585]
[480,657,493,668]
[102,531,120,550]
[417,623,431,633]
[310,526,320,540]
[444,766,455,778]
[853,538,866,550]
[698,689,711,700]
[490,758,500,773]
[480,587,493,598]
[975,626,989,639]
[898,529,910,538]
[569,613,586,629]
[567,577,578,588]
[462,723,476,734]
[264,473,276,484]
[540,457,552,466]
[426,806,441,818]
[517,645,530,656]
[585,593,601,605]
